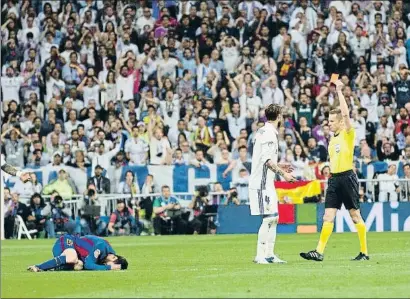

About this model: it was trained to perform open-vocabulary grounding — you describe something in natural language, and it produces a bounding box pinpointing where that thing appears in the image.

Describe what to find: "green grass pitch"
[1,232,410,298]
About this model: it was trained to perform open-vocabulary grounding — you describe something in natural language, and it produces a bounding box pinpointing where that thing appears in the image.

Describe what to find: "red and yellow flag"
[274,181,321,204]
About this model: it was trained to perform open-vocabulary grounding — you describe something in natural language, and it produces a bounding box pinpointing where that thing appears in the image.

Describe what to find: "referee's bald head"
[265,104,283,121]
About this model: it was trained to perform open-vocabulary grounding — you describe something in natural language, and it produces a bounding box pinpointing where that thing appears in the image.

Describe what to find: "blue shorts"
[52,235,75,257]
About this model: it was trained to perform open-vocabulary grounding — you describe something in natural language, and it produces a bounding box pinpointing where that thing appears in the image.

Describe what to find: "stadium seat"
[15,215,37,240]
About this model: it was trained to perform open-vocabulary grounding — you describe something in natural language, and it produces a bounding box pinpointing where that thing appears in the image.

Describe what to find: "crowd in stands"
[1,0,410,237]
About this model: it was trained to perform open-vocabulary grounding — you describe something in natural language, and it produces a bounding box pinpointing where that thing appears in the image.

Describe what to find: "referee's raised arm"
[334,80,351,131]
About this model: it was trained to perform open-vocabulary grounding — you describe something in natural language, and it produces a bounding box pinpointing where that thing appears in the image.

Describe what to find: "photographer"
[41,194,76,237]
[80,186,108,236]
[224,187,241,206]
[188,186,217,235]
[108,200,136,236]
[26,193,50,239]
[153,185,187,235]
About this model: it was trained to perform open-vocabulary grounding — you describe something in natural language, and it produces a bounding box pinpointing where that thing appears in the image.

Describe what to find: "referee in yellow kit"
[300,79,369,262]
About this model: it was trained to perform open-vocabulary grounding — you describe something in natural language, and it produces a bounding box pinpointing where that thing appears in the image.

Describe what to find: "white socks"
[256,215,278,259]
[265,216,278,258]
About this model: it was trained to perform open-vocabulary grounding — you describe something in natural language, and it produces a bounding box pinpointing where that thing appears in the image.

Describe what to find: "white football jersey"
[249,122,279,190]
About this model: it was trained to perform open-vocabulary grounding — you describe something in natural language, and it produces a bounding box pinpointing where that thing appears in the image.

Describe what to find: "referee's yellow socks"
[316,221,334,254]
[355,222,368,255]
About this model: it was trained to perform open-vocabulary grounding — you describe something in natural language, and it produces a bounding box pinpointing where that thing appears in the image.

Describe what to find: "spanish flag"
[274,181,321,204]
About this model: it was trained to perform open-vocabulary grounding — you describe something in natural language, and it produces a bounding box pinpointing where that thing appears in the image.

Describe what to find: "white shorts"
[249,187,279,216]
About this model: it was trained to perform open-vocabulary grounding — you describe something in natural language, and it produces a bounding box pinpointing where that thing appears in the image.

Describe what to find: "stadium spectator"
[400,164,410,201]
[124,126,149,165]
[42,169,76,200]
[117,170,140,196]
[87,165,111,194]
[139,173,156,224]
[306,137,327,162]
[4,192,30,239]
[232,169,250,203]
[377,164,400,202]
[12,172,42,197]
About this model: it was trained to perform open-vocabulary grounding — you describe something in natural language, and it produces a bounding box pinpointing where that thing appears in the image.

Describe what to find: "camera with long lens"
[87,189,96,198]
[194,185,209,211]
[196,185,209,198]
[53,195,64,208]
[84,189,96,205]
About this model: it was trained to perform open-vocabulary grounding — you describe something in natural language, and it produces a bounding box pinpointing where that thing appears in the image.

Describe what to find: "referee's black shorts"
[325,170,360,210]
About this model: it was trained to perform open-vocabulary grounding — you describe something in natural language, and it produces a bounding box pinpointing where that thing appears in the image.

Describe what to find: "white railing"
[15,178,410,217]
[18,192,229,219]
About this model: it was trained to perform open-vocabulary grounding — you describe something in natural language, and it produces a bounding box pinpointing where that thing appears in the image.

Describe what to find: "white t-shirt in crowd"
[83,85,101,110]
[394,46,408,71]
[226,114,247,139]
[157,58,179,81]
[1,76,24,102]
[260,86,284,106]
[222,46,240,73]
[240,94,263,119]
[136,16,155,34]
[46,77,65,103]
[116,75,134,101]
[149,137,171,165]
[360,92,379,123]
[124,138,149,165]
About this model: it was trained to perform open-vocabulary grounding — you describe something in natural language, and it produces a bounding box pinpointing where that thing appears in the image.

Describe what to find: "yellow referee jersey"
[328,128,356,174]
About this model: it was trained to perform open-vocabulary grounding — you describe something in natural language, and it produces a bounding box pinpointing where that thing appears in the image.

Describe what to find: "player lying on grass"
[27,234,128,272]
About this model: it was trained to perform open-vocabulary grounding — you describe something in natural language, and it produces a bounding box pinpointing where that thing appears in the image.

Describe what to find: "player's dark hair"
[114,255,128,270]
[265,104,282,121]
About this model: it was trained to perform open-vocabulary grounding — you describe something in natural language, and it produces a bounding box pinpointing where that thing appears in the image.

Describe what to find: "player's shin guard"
[265,214,279,258]
[355,222,368,255]
[37,256,67,271]
[256,216,272,258]
[316,221,334,254]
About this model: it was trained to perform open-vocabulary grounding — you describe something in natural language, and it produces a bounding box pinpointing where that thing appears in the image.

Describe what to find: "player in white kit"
[1,153,31,239]
[249,104,296,264]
